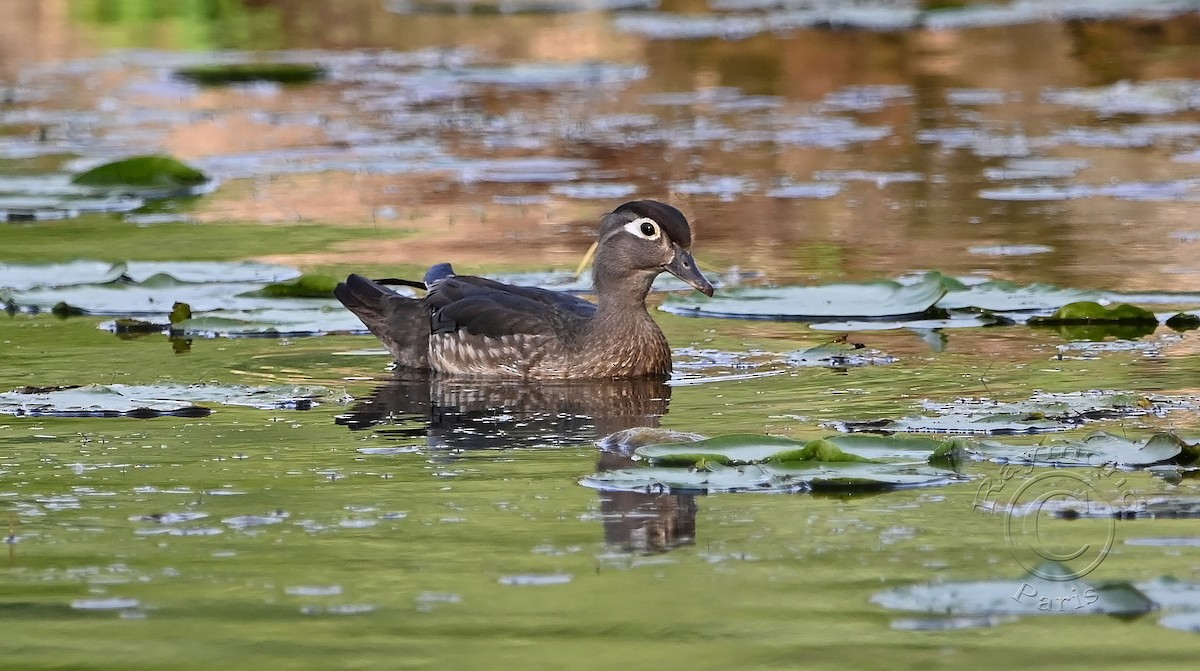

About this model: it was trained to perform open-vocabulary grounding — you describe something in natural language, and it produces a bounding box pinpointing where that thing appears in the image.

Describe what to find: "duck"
[334,200,713,379]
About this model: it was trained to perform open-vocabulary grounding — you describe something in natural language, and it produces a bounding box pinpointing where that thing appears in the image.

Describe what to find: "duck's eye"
[624,217,661,240]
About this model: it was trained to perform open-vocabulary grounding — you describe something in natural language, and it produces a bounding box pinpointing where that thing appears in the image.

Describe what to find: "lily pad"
[72,155,212,198]
[1166,313,1200,331]
[784,341,898,367]
[175,63,326,85]
[829,414,1068,435]
[872,563,1155,619]
[808,314,1009,332]
[633,434,872,466]
[922,390,1165,422]
[581,461,957,494]
[981,432,1199,468]
[242,274,341,299]
[0,383,327,417]
[938,281,1101,312]
[596,427,708,453]
[632,433,959,466]
[1029,302,1158,325]
[662,272,952,320]
[0,260,299,291]
[169,307,370,337]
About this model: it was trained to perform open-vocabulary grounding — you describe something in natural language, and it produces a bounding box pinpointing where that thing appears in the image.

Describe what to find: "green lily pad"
[583,463,781,493]
[581,461,957,494]
[937,281,1101,312]
[831,413,1068,435]
[1166,313,1200,331]
[175,63,326,85]
[982,432,1199,467]
[72,155,209,193]
[241,274,341,298]
[596,427,707,452]
[763,462,957,490]
[873,563,1155,618]
[630,433,965,466]
[923,390,1163,421]
[0,383,327,417]
[1029,301,1158,325]
[634,434,815,465]
[661,272,953,320]
[808,313,1008,331]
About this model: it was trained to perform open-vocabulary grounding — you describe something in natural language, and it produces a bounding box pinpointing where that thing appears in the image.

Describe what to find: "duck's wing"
[423,271,596,339]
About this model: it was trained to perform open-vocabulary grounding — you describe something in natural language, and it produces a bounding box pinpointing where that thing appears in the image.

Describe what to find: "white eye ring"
[623,217,661,240]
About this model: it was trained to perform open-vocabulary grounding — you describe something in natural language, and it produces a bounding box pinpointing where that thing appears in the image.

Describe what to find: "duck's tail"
[334,274,430,370]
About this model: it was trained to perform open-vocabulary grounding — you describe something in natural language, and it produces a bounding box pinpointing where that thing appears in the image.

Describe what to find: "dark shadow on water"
[336,374,698,552]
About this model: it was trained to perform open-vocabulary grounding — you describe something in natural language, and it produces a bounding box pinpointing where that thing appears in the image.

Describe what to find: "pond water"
[4,1,1200,668]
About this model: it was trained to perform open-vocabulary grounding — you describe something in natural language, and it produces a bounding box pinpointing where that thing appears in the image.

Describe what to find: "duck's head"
[595,200,714,298]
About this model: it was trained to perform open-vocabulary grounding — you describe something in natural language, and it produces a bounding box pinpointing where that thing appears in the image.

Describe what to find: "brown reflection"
[5,5,1200,292]
[335,374,697,552]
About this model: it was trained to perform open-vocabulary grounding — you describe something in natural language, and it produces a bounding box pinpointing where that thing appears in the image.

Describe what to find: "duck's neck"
[592,265,657,318]
[583,267,672,377]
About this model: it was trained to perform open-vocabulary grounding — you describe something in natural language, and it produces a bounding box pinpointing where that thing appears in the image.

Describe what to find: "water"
[3,1,1200,668]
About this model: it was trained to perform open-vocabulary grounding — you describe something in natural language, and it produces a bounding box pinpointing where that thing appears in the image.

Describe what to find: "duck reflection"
[335,374,697,553]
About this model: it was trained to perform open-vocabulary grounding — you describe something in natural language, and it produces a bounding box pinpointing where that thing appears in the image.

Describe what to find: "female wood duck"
[334,200,713,379]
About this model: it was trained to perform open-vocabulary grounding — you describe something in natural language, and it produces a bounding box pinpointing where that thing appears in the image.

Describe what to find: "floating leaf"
[633,434,875,466]
[169,302,193,325]
[662,272,952,320]
[175,63,326,85]
[784,341,898,367]
[1008,429,1195,468]
[0,383,325,417]
[72,155,209,193]
[937,281,1101,312]
[596,427,712,453]
[242,274,340,298]
[1166,313,1200,331]
[830,414,1068,435]
[873,563,1155,618]
[581,461,956,494]
[1030,302,1158,325]
[808,314,1008,332]
[981,432,1197,468]
[764,462,958,490]
[170,307,369,337]
[50,301,85,318]
[112,318,167,335]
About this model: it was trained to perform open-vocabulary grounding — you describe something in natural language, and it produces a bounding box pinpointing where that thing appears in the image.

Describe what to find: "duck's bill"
[665,245,715,297]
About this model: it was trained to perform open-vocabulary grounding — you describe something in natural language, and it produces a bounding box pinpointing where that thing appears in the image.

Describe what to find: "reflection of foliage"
[72,0,285,51]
